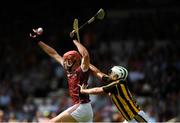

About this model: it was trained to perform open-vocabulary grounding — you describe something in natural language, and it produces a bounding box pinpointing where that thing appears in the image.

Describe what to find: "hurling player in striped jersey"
[79,64,150,123]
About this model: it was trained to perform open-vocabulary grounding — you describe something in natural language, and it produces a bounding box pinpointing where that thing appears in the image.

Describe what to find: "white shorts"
[66,102,93,123]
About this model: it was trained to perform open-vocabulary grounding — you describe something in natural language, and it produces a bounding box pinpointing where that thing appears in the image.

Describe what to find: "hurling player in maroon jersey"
[29,28,93,123]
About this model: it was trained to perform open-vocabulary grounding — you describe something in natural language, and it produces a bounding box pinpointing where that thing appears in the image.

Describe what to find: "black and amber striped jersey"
[102,81,143,121]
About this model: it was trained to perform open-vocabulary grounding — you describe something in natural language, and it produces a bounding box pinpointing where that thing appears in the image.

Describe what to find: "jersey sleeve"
[102,75,111,83]
[102,82,117,94]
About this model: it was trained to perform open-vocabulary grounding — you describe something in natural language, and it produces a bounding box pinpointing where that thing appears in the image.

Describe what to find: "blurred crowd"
[0,5,180,122]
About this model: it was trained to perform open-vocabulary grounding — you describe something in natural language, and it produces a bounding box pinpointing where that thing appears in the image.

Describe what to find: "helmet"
[110,66,128,81]
[63,50,81,71]
[63,50,81,61]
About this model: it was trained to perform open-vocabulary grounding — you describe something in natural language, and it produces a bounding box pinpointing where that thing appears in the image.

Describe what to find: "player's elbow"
[81,53,90,66]
[82,51,89,59]
[80,52,90,72]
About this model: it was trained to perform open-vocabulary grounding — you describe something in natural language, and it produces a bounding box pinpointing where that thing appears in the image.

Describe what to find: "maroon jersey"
[66,66,90,104]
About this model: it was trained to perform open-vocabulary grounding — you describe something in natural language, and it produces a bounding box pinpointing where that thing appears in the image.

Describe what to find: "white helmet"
[110,66,128,81]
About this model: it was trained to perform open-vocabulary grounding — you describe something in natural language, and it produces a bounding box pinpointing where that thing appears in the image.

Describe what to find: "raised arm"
[38,41,63,66]
[29,27,63,66]
[73,40,90,72]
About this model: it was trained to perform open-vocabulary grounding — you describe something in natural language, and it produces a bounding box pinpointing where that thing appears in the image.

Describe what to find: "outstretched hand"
[29,27,44,42]
[78,83,88,93]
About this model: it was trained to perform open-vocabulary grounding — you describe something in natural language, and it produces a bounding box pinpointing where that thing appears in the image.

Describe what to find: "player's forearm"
[90,64,100,73]
[73,40,90,71]
[81,87,104,95]
[38,41,58,57]
[73,40,89,58]
[90,64,107,79]
[38,41,63,65]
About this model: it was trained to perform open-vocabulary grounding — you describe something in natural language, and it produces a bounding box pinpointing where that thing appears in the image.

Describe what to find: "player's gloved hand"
[69,30,77,40]
[70,30,75,38]
[29,27,44,43]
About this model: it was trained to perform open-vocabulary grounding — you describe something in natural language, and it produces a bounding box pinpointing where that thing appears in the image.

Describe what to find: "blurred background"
[0,0,180,122]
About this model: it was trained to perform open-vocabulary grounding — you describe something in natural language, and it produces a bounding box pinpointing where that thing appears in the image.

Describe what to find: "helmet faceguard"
[109,66,128,81]
[63,50,81,72]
